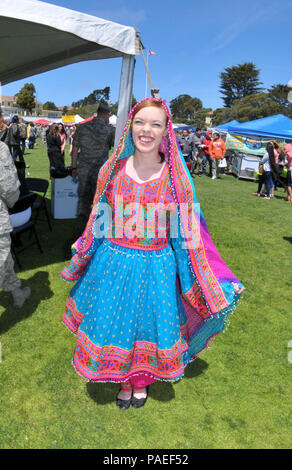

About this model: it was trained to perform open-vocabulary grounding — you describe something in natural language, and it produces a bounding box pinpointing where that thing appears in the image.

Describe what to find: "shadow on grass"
[184,357,209,379]
[283,236,292,244]
[86,358,208,406]
[12,201,76,272]
[0,271,53,335]
[274,194,287,200]
[86,382,119,405]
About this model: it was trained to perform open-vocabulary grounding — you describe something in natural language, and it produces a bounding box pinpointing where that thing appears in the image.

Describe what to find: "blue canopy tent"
[213,120,239,132]
[224,114,292,180]
[174,125,197,132]
[228,114,292,140]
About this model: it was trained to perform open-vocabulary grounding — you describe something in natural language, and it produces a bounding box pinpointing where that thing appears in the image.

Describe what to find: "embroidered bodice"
[105,158,176,250]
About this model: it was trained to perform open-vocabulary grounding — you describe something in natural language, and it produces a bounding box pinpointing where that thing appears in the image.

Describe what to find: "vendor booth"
[224,114,292,180]
[231,152,262,180]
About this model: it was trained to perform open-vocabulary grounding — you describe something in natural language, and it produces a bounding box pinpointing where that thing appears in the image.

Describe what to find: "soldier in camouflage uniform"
[71,101,115,239]
[0,140,31,309]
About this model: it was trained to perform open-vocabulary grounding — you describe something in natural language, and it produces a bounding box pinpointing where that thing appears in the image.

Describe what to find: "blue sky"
[3,0,292,110]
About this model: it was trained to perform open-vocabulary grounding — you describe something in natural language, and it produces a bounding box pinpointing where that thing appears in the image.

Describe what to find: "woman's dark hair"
[266,141,282,181]
[58,123,66,134]
[12,115,19,123]
[266,141,274,155]
[267,142,276,169]
[49,123,60,138]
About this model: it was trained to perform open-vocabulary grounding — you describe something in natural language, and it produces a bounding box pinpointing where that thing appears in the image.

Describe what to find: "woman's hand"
[232,282,244,295]
[71,242,77,251]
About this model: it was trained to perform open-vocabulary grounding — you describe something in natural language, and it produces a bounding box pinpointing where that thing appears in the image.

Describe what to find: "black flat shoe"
[131,386,149,409]
[116,390,132,410]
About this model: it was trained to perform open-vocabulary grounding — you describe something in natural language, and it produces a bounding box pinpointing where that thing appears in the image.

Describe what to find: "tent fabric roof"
[228,114,292,140]
[0,0,140,85]
[214,120,239,130]
[74,114,85,124]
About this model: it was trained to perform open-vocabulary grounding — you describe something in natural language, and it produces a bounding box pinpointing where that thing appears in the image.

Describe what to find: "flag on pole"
[148,50,158,55]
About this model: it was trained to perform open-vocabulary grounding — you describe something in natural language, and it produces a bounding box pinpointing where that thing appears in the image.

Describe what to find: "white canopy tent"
[109,114,117,126]
[74,114,85,124]
[0,0,141,147]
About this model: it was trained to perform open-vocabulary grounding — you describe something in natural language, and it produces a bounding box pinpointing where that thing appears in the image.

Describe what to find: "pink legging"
[122,374,156,389]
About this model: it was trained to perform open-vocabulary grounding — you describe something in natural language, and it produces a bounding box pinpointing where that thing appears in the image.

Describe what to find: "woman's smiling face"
[132,106,168,155]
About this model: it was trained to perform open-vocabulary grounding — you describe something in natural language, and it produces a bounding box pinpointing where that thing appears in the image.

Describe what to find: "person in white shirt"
[261,142,285,200]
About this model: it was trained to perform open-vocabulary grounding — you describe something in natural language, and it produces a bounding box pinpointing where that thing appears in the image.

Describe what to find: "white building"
[0,95,62,118]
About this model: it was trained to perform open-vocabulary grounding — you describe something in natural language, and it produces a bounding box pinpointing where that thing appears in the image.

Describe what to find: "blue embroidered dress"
[63,159,191,384]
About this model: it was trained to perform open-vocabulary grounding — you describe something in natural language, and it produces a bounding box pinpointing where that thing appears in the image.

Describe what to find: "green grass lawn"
[0,139,291,449]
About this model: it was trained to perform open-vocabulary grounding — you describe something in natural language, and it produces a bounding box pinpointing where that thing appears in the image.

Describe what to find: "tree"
[267,84,292,118]
[184,97,203,120]
[62,106,68,115]
[170,94,191,120]
[229,92,281,122]
[72,86,110,108]
[112,96,137,116]
[43,101,57,110]
[212,91,286,126]
[211,107,232,127]
[16,83,36,113]
[170,94,202,121]
[66,108,77,116]
[192,108,212,129]
[220,63,263,107]
[131,96,138,110]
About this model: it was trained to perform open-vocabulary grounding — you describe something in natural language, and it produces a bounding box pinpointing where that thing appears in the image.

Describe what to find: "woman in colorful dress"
[61,98,244,410]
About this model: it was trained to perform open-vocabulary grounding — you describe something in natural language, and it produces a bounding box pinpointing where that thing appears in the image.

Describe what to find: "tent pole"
[115,54,136,149]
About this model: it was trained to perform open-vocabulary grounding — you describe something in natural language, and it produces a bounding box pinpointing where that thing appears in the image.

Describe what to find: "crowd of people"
[175,128,228,179]
[0,101,115,301]
[176,127,291,202]
[0,115,40,165]
[252,140,292,202]
[44,102,115,239]
[0,113,77,170]
[0,103,115,245]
